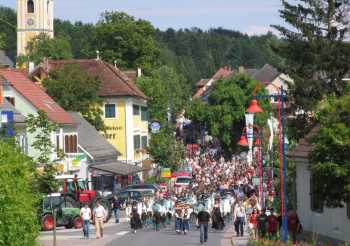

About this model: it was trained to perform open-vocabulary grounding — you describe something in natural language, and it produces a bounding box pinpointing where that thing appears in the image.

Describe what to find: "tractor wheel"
[41,214,54,231]
[73,217,83,229]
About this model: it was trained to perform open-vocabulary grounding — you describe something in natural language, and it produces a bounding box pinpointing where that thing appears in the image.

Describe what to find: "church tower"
[17,0,54,56]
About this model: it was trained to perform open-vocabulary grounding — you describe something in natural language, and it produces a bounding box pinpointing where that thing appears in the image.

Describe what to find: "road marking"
[115,231,129,236]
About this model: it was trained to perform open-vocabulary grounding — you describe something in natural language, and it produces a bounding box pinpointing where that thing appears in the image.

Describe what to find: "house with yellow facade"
[31,59,150,168]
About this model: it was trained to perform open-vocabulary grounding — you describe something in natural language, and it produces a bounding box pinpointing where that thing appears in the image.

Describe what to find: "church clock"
[17,0,54,56]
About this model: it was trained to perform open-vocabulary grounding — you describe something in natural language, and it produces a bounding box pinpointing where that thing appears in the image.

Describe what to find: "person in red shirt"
[288,210,301,244]
[267,208,279,240]
[249,208,259,239]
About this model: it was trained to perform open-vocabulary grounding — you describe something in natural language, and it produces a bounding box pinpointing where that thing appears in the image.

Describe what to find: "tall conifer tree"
[272,0,350,112]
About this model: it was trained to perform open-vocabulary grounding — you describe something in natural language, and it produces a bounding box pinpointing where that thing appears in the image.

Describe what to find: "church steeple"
[17,0,54,56]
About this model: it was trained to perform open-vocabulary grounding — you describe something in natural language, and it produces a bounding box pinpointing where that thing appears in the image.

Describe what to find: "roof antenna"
[96,50,100,60]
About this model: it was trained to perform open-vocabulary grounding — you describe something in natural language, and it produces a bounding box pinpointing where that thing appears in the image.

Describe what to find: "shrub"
[0,141,40,245]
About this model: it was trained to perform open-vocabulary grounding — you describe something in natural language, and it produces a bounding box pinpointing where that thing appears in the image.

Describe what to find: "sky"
[0,0,285,35]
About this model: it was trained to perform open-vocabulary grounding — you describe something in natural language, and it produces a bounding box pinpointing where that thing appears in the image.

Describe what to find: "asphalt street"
[105,223,233,246]
[39,220,236,246]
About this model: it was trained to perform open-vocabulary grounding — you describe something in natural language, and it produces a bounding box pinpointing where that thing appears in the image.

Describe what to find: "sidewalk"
[231,226,250,246]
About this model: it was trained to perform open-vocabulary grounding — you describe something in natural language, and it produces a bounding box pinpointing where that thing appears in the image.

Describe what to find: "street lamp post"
[238,126,264,208]
[244,86,288,243]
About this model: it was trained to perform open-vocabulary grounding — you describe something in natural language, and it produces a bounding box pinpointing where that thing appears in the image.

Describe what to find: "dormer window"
[27,0,34,13]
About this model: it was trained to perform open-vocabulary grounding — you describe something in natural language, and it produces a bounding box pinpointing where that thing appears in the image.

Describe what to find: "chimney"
[137,68,142,77]
[238,66,245,74]
[96,50,100,60]
[28,62,35,74]
[114,60,117,68]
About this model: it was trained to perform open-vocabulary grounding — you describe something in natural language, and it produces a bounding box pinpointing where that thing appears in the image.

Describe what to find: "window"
[347,202,350,220]
[27,0,34,13]
[133,105,140,115]
[141,107,148,121]
[17,135,28,154]
[141,136,148,149]
[310,174,323,213]
[5,97,15,106]
[104,104,116,118]
[64,135,77,153]
[134,135,140,150]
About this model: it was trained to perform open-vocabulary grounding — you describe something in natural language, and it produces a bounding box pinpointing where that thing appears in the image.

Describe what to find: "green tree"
[17,33,73,65]
[0,33,5,50]
[136,66,188,169]
[27,110,62,194]
[272,0,350,112]
[42,64,105,131]
[186,74,271,154]
[136,65,189,124]
[0,141,40,246]
[94,11,160,73]
[54,19,96,58]
[136,76,168,124]
[147,127,185,170]
[0,6,16,56]
[310,94,350,207]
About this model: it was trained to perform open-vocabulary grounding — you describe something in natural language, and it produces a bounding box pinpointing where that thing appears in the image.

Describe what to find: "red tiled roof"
[193,66,233,99]
[287,125,320,160]
[212,67,233,80]
[35,59,147,99]
[0,68,75,125]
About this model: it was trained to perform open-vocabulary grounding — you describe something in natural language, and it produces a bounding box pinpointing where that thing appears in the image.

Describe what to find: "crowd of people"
[80,144,302,245]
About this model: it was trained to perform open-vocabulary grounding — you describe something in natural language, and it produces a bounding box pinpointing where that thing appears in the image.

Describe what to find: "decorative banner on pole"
[161,168,172,178]
[267,117,274,151]
[245,113,254,166]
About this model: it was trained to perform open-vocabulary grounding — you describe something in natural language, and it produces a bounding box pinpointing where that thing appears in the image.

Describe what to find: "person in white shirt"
[233,202,247,237]
[80,203,91,239]
[93,201,106,239]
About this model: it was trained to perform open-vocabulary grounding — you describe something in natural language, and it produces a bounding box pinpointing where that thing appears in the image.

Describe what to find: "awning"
[90,161,143,175]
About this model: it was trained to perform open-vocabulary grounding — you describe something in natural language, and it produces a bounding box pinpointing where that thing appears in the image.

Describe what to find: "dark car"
[125,184,159,191]
[116,190,143,204]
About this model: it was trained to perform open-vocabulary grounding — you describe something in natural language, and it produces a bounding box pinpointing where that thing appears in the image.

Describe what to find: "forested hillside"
[0,6,281,85]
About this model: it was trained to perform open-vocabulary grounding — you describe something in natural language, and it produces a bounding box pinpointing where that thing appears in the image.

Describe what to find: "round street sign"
[150,121,161,133]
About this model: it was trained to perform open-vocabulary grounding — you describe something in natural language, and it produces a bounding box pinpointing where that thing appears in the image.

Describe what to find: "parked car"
[40,193,83,231]
[125,184,159,193]
[116,189,142,204]
[174,176,192,188]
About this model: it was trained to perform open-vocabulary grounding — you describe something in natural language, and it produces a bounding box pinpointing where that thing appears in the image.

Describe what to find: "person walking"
[175,208,183,234]
[267,208,278,240]
[288,209,301,245]
[197,206,210,245]
[130,201,142,234]
[80,203,91,239]
[249,208,258,239]
[112,195,122,223]
[233,201,247,237]
[257,208,268,239]
[93,200,106,239]
[182,208,190,234]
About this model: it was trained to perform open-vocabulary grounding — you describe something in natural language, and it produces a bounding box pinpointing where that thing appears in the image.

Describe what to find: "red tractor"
[56,175,113,222]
